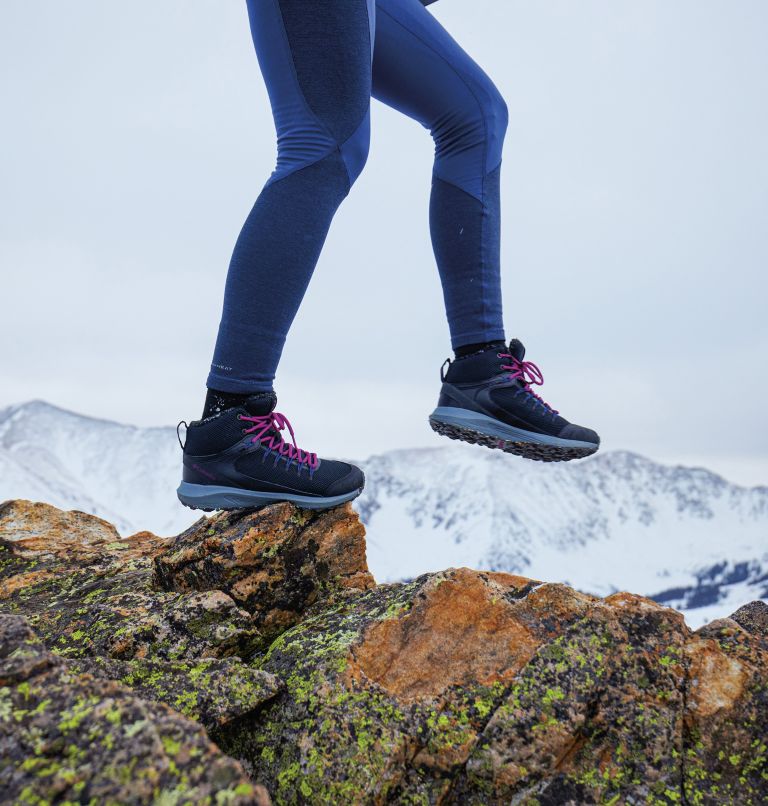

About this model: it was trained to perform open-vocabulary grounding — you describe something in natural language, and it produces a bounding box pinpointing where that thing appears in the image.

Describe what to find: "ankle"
[453,340,506,359]
[202,387,274,419]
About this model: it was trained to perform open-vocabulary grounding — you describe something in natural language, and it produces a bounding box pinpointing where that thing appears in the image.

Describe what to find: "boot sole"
[176,481,364,513]
[429,406,599,463]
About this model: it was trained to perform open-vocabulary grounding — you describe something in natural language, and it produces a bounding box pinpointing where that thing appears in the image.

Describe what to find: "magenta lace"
[238,411,319,469]
[497,353,559,416]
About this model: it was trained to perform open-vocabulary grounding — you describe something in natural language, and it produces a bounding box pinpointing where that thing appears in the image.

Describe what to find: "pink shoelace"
[238,411,319,470]
[497,352,559,416]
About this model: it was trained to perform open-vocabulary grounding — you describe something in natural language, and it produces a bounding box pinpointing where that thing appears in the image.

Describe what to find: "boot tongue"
[507,338,526,362]
[244,391,277,417]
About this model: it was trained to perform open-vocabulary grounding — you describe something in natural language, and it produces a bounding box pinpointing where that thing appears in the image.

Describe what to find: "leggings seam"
[377,3,489,329]
[338,0,374,192]
[264,145,347,192]
[339,114,370,192]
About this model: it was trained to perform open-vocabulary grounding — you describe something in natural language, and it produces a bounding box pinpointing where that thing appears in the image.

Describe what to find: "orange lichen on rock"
[685,633,748,717]
[0,499,165,562]
[349,568,543,700]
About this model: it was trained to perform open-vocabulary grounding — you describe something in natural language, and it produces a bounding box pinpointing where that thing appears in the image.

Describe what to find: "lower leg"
[371,0,508,353]
[429,164,506,353]
[206,153,351,399]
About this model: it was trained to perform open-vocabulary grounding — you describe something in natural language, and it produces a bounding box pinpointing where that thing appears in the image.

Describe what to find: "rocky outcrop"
[0,501,264,662]
[1,498,767,805]
[0,614,270,805]
[154,502,375,642]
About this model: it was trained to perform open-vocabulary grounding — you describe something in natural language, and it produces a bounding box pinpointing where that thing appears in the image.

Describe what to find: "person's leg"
[372,0,508,352]
[372,0,599,461]
[178,0,375,510]
[206,0,376,399]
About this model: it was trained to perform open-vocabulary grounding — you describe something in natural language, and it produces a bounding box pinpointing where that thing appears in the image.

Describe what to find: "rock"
[0,614,270,805]
[729,599,768,638]
[227,571,696,804]
[348,569,549,700]
[0,499,125,550]
[154,502,375,641]
[68,655,283,730]
[0,502,263,661]
[684,618,768,802]
[2,498,767,805]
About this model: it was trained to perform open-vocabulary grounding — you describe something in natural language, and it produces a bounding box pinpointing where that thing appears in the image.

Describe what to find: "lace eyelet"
[236,414,243,420]
[497,353,503,358]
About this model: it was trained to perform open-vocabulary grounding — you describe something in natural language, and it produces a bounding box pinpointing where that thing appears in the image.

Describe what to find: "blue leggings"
[208,0,508,393]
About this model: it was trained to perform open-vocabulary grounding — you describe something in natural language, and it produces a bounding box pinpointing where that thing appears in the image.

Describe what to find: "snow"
[1,400,766,629]
[0,400,191,536]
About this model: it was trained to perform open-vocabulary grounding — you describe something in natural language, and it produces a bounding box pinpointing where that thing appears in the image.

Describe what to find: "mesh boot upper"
[182,401,363,497]
[439,339,593,440]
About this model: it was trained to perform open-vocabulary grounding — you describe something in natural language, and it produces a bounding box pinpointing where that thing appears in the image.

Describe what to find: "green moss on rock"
[0,614,269,805]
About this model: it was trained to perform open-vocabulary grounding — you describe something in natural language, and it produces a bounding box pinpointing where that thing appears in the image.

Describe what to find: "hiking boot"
[176,391,364,510]
[428,339,600,462]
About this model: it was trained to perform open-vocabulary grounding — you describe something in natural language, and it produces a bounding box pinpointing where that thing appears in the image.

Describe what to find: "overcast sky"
[2,1,767,485]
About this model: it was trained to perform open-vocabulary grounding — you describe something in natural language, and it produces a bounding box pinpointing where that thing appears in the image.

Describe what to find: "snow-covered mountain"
[0,400,186,536]
[1,400,766,627]
[360,447,768,628]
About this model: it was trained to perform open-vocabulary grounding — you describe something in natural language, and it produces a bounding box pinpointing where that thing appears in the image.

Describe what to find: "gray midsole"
[177,481,361,510]
[430,406,597,448]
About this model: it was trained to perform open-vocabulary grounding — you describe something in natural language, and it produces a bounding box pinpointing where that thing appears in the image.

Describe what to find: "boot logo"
[191,463,217,481]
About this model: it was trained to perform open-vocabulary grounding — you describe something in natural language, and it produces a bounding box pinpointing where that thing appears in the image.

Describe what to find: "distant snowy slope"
[0,400,186,535]
[359,446,768,625]
[1,400,766,626]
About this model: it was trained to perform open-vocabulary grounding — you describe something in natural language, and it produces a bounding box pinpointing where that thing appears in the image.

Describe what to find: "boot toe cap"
[559,424,600,445]
[325,463,366,497]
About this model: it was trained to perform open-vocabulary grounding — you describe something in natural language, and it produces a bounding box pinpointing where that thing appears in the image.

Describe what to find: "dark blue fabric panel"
[246,0,338,185]
[245,0,374,187]
[339,106,372,187]
[429,164,505,348]
[277,0,373,145]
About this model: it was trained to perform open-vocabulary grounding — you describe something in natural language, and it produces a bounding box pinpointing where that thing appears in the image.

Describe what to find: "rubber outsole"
[176,481,364,513]
[429,408,599,463]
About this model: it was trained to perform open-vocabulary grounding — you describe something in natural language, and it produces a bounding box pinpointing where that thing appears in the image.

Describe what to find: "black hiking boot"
[177,391,364,510]
[429,339,600,462]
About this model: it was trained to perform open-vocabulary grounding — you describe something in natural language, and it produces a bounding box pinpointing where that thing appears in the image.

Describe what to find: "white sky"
[2,1,767,485]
